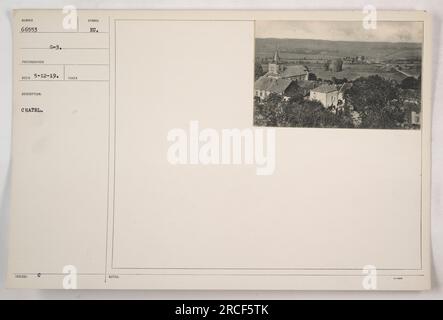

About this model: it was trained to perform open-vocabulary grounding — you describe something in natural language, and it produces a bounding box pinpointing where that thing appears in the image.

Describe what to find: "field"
[260,62,413,82]
[256,38,422,82]
[255,38,422,62]
[305,63,408,82]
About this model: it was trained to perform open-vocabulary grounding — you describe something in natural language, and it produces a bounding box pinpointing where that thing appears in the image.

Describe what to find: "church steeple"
[268,46,281,76]
[272,48,280,63]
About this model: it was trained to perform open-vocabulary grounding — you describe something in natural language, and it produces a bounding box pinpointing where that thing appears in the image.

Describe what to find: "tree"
[254,63,264,80]
[307,73,317,81]
[254,93,355,129]
[323,60,330,71]
[344,75,405,129]
[281,100,354,128]
[329,59,343,72]
[331,77,348,84]
[400,76,420,90]
[253,93,283,127]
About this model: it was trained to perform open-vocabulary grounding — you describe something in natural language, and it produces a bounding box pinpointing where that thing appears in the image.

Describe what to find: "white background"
[0,0,442,299]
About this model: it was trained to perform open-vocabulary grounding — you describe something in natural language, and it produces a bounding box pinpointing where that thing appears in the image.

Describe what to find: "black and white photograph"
[254,21,423,129]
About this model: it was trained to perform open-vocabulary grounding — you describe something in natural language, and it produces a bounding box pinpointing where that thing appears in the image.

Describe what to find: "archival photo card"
[8,10,431,290]
[254,21,423,129]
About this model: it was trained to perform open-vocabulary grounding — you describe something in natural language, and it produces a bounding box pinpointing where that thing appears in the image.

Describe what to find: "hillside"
[255,38,422,61]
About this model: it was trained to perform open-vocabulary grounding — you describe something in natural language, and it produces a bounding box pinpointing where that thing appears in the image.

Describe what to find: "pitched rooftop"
[280,65,309,78]
[311,84,339,93]
[255,77,293,94]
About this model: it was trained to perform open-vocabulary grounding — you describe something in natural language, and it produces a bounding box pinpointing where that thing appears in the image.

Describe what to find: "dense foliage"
[254,94,354,128]
[254,75,421,129]
[255,63,265,80]
[345,75,419,129]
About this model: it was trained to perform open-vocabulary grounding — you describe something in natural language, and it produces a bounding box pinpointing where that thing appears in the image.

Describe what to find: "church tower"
[268,48,282,75]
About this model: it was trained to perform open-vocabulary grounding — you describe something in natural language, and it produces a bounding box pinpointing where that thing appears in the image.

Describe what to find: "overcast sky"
[255,21,423,43]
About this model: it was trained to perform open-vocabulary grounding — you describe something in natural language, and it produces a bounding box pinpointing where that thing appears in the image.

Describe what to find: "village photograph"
[254,21,423,129]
